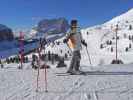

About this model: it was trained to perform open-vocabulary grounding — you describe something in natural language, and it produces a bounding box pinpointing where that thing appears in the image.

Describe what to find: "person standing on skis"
[63,20,87,74]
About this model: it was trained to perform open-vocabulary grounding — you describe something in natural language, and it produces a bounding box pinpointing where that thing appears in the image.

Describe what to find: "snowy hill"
[105,8,133,26]
[41,8,133,65]
[0,24,14,41]
[79,8,133,65]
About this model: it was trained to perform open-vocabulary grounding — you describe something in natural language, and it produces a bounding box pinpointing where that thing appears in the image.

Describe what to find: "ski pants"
[68,50,81,71]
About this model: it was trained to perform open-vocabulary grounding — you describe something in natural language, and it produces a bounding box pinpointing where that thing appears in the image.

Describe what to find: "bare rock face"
[0,24,14,41]
[37,17,69,34]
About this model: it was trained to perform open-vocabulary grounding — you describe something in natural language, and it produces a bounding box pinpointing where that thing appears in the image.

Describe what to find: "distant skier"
[63,20,87,74]
[0,59,4,68]
[31,54,38,69]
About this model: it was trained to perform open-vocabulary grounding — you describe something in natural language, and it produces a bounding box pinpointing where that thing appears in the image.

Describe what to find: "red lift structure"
[19,31,24,69]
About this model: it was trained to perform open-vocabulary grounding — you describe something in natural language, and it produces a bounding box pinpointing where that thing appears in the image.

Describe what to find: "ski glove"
[63,39,68,43]
[81,40,87,47]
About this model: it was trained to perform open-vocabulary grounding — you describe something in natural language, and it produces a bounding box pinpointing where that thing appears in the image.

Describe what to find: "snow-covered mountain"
[45,8,133,65]
[81,8,133,65]
[105,8,133,26]
[82,8,133,52]
[0,24,14,41]
[29,18,69,40]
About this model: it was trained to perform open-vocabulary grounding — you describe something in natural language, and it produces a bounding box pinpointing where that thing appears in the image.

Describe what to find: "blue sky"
[0,0,133,29]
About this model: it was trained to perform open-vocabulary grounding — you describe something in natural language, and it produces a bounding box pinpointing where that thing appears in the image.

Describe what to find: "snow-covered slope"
[105,8,133,26]
[79,8,133,65]
[42,8,133,65]
[1,63,133,100]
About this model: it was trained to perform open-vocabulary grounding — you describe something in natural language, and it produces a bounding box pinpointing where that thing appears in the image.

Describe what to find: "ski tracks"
[5,83,33,100]
[56,77,85,100]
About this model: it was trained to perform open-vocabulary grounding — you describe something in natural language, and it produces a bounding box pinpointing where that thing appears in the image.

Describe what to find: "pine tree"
[125,47,129,52]
[51,53,55,64]
[16,57,19,63]
[109,40,112,45]
[112,37,115,40]
[126,20,128,23]
[0,60,4,68]
[117,36,119,40]
[32,54,37,62]
[123,34,127,38]
[65,53,68,59]
[48,51,51,61]
[129,25,132,30]
[6,58,10,64]
[129,35,132,40]
[60,50,63,54]
[129,43,132,48]
[10,58,14,63]
[106,40,109,45]
[132,35,133,42]
[100,44,103,49]
[111,47,113,52]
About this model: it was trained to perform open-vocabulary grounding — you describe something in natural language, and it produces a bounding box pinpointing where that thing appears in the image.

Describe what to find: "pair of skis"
[55,71,133,76]
[55,71,88,76]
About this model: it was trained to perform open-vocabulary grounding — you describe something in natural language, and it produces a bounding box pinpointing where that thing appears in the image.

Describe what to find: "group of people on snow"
[0,19,87,75]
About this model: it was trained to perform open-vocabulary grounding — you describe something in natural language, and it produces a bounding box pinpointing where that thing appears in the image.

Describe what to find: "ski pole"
[44,65,48,92]
[43,44,48,92]
[85,47,92,65]
[41,38,48,92]
[36,39,42,92]
[36,64,39,92]
[36,48,41,92]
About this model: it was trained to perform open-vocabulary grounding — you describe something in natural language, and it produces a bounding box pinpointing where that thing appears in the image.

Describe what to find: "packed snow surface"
[1,63,133,100]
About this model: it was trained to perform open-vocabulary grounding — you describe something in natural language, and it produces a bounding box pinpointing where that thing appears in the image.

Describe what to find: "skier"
[63,20,87,74]
[0,59,3,68]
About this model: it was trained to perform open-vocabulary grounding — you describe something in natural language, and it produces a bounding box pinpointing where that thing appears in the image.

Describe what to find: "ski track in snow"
[1,66,133,100]
[60,78,84,100]
[1,60,133,100]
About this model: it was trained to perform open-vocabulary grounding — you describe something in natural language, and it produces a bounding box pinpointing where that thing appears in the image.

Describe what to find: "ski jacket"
[65,30,83,51]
